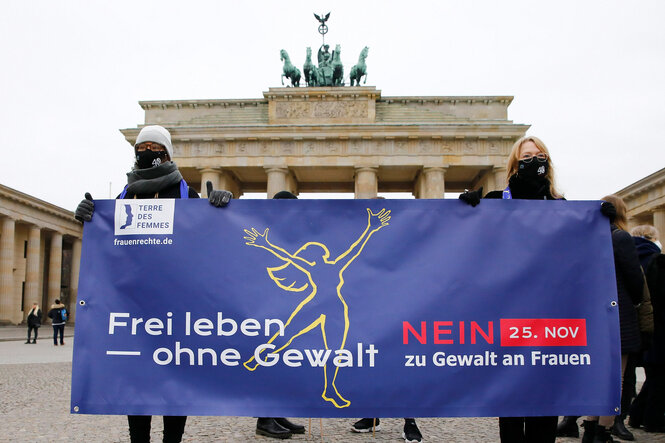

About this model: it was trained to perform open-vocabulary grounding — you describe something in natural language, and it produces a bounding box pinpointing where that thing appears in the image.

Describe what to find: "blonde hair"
[505,136,562,198]
[630,225,659,242]
[602,194,628,231]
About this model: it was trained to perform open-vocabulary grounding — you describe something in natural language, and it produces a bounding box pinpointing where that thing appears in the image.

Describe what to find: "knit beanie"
[135,125,174,159]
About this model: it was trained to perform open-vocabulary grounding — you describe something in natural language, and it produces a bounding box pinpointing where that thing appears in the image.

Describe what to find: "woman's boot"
[556,416,579,437]
[611,415,634,440]
[593,425,615,443]
[582,420,598,443]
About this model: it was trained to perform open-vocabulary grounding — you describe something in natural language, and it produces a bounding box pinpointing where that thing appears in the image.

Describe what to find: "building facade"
[1,86,533,325]
[616,167,665,236]
[3,86,662,326]
[4,87,662,326]
[0,185,82,324]
[121,87,530,199]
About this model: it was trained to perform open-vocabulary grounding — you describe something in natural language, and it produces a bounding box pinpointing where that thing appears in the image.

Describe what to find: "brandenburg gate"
[121,87,529,199]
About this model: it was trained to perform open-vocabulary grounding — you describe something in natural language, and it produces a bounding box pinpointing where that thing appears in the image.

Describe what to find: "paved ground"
[1,325,664,442]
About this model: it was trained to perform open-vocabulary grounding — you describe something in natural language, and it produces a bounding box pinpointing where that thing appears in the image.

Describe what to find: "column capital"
[354,166,379,174]
[265,166,290,174]
[422,166,448,173]
[198,167,221,174]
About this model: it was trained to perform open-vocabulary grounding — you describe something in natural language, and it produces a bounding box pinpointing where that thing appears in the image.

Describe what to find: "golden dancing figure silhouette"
[242,208,391,408]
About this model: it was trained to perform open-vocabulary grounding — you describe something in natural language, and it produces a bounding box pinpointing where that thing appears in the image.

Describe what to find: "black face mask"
[518,159,548,179]
[136,149,168,169]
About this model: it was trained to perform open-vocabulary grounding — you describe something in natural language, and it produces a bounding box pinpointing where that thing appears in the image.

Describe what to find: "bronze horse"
[350,46,369,86]
[331,44,344,87]
[280,49,301,87]
[303,47,317,87]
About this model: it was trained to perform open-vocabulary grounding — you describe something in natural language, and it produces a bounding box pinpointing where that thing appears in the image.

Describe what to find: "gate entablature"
[121,86,529,199]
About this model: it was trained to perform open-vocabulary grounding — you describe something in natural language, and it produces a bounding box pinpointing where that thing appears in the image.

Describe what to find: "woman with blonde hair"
[502,135,563,200]
[25,302,41,344]
[459,135,566,442]
[459,135,564,204]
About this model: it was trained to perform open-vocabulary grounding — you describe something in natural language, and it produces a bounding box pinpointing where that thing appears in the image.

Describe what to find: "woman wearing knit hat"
[75,125,232,443]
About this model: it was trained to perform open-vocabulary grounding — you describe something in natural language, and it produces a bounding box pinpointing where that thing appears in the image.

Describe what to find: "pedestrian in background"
[628,225,665,433]
[25,302,41,344]
[48,299,67,346]
[581,195,644,442]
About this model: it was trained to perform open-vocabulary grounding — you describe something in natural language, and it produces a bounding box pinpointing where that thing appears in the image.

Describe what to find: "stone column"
[492,167,507,192]
[199,168,221,198]
[219,170,241,199]
[0,217,16,323]
[24,226,41,308]
[266,167,289,199]
[420,167,446,199]
[287,173,299,197]
[654,208,665,243]
[354,167,378,199]
[69,239,82,323]
[47,232,63,307]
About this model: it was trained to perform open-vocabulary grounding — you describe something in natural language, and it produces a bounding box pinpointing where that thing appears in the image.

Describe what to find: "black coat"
[612,226,644,354]
[48,304,67,325]
[484,175,558,200]
[639,245,665,364]
[27,309,41,327]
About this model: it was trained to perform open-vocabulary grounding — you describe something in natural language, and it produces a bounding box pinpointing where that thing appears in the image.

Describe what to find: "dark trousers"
[128,415,187,443]
[52,324,64,344]
[27,325,39,342]
[630,364,665,428]
[621,353,639,417]
[499,416,558,443]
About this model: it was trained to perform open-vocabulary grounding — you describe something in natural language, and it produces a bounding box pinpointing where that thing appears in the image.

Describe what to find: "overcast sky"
[1,0,663,209]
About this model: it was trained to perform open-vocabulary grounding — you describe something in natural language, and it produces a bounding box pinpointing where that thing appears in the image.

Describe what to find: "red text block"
[500,319,587,347]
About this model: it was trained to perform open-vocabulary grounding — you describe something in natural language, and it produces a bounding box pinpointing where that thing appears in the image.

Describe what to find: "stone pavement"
[1,326,664,442]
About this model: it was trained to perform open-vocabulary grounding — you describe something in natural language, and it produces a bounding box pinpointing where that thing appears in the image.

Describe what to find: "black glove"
[600,201,616,222]
[459,187,483,207]
[75,193,94,222]
[206,181,232,207]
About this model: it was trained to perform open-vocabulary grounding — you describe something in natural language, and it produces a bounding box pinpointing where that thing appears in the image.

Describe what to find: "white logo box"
[114,199,175,236]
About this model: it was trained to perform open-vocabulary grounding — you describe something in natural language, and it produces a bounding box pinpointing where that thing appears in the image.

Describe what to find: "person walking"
[75,124,232,443]
[47,299,67,346]
[25,302,41,344]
